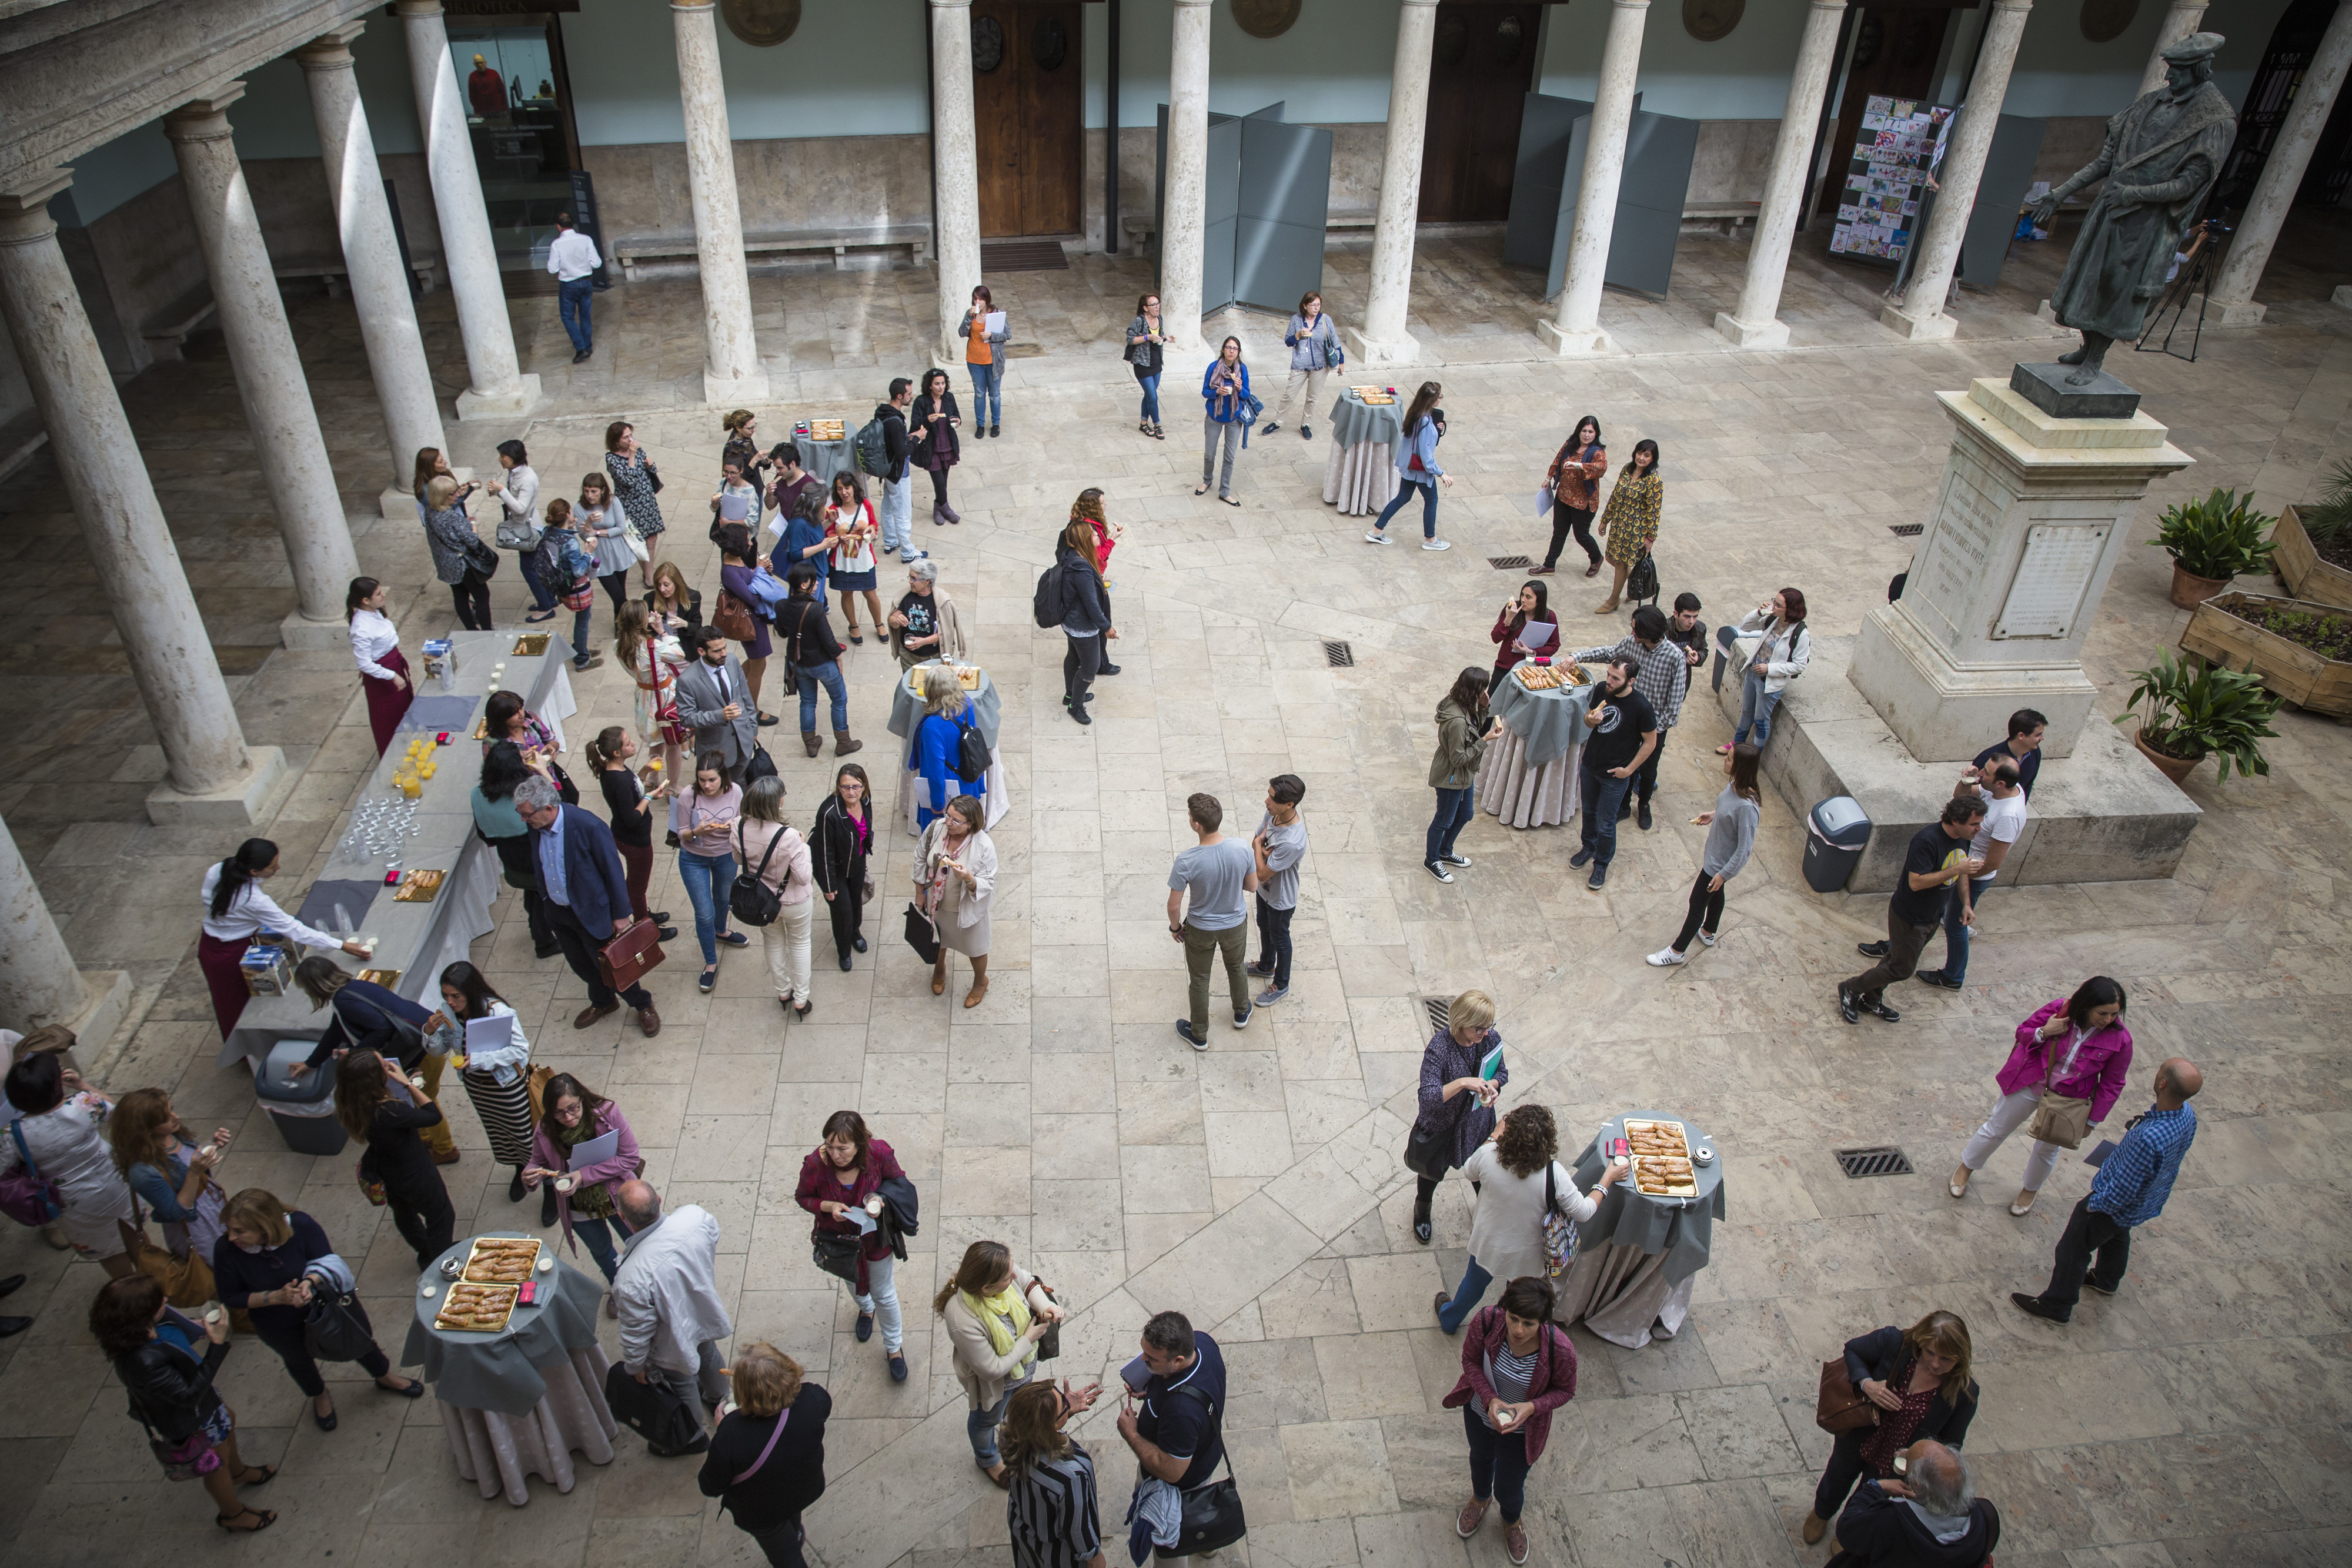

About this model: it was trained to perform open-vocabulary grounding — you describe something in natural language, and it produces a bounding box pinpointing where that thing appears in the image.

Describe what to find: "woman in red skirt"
[348,577,412,755]
[199,840,372,1038]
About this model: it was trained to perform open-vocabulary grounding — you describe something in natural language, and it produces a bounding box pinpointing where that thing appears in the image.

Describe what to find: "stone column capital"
[1808,0,1846,12]
[1609,0,1651,11]
[296,22,366,71]
[0,169,72,238]
[1171,0,1213,9]
[670,0,716,10]
[164,83,248,140]
[394,0,444,17]
[928,0,974,11]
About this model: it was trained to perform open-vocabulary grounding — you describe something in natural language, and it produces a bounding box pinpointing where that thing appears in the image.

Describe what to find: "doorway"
[445,9,585,270]
[1811,4,1957,224]
[1418,0,1542,222]
[971,1,1084,238]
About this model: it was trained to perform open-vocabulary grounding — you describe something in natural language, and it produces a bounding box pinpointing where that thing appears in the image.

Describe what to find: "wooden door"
[1812,4,1955,223]
[971,0,1083,238]
[1419,1,1542,222]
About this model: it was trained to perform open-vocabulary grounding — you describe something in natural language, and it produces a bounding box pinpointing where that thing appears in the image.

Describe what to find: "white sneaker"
[1422,539,1451,551]
[1364,530,1391,545]
[1697,930,1718,948]
[1646,948,1687,967]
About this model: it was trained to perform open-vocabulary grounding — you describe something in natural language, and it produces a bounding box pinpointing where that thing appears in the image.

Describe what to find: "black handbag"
[1033,1282,1061,1361]
[904,902,941,965]
[1155,1385,1246,1559]
[1626,549,1659,605]
[729,822,784,927]
[954,719,990,783]
[302,1279,379,1363]
[463,533,501,578]
[811,1229,862,1283]
[604,1362,707,1456]
[743,744,779,785]
[1402,1088,1465,1182]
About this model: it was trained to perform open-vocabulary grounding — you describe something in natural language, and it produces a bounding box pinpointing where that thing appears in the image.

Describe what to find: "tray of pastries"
[1516,663,1567,691]
[462,1236,541,1283]
[511,633,552,657]
[356,968,403,989]
[392,868,446,902]
[433,1281,519,1333]
[1625,1118,1698,1198]
[807,419,847,442]
[906,663,985,693]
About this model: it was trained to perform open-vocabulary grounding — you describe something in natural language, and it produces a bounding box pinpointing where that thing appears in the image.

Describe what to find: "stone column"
[2208,0,2352,326]
[1159,0,1213,352]
[164,88,362,652]
[2139,1,2210,98]
[0,811,130,1046]
[0,175,289,825]
[298,24,450,522]
[1881,0,2032,342]
[672,0,767,403]
[930,0,984,367]
[1715,0,1847,349]
[1348,0,1440,366]
[1538,0,1649,356]
[396,0,540,420]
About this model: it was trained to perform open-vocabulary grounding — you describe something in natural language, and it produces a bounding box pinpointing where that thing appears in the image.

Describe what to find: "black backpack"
[1033,560,1073,628]
[854,415,893,479]
[954,720,990,783]
[728,821,784,927]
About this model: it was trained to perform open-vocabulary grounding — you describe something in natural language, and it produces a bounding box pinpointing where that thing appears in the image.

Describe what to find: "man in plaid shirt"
[1573,605,1689,831]
[2012,1057,2201,1323]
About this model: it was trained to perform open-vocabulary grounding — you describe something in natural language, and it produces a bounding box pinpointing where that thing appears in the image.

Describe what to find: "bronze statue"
[2032,32,2235,385]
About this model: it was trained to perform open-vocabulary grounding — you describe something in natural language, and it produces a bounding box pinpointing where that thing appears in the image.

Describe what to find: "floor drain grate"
[1835,1146,1915,1179]
[1488,555,1532,570]
[1421,995,1452,1032]
[1888,523,1924,537]
[1324,641,1354,667]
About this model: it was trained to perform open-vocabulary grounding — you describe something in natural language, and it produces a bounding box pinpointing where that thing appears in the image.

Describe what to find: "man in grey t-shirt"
[1167,792,1259,1050]
[1245,774,1308,1008]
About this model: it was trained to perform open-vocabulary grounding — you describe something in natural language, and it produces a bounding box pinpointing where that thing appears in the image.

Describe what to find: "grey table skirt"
[1561,1110,1727,1348]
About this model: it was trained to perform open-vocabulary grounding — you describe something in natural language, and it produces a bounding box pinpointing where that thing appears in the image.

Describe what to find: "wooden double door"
[971,0,1083,238]
[1418,0,1542,223]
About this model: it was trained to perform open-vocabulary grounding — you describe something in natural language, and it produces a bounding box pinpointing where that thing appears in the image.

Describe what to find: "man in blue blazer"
[514,774,660,1035]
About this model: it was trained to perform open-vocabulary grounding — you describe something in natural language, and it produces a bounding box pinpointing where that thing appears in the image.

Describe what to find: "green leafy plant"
[2150,487,2277,581]
[2298,458,2352,545]
[2116,650,2281,781]
[2246,604,2352,662]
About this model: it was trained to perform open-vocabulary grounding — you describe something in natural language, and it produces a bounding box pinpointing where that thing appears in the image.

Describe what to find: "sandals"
[238,1465,277,1487]
[216,1509,277,1533]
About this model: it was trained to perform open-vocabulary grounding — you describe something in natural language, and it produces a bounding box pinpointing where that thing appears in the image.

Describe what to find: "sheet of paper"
[464,1012,515,1055]
[983,310,1007,336]
[1516,620,1557,651]
[564,1128,621,1171]
[850,1206,878,1235]
[1480,1041,1505,1082]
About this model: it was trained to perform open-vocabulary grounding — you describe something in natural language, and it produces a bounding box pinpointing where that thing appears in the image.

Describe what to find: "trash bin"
[252,1038,349,1156]
[1803,796,1872,893]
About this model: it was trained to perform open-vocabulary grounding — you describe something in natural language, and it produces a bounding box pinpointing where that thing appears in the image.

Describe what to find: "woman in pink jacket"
[521,1073,642,1301]
[1950,977,2132,1217]
[1441,1276,1576,1567]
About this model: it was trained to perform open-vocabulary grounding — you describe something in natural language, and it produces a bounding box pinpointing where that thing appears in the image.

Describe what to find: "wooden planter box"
[2274,505,2352,611]
[2179,590,2352,716]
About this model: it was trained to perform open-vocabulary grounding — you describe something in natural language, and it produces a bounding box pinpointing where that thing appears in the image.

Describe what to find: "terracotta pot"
[2169,560,2230,610]
[2132,728,2199,785]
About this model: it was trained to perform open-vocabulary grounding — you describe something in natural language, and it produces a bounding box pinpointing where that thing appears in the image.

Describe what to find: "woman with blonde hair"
[933,1239,1077,1485]
[1406,988,1506,1245]
[211,1188,420,1429]
[916,794,997,1008]
[1002,1380,1108,1568]
[616,596,687,783]
[697,1343,832,1567]
[422,473,495,630]
[915,668,975,830]
[1801,1310,1979,1546]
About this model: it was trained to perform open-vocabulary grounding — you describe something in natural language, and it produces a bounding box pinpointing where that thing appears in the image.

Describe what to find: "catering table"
[1478,665,1597,829]
[400,1229,619,1506]
[213,631,579,1143]
[1559,1110,1728,1349]
[886,658,1010,835]
[791,423,854,488]
[1321,390,1404,516]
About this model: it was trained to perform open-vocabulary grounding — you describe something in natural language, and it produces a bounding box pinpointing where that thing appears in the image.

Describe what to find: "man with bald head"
[610,1181,731,1447]
[2013,1057,2201,1323]
[1830,1439,2000,1565]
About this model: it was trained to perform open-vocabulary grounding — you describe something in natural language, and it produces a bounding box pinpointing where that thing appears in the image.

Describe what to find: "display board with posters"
[1829,96,1953,266]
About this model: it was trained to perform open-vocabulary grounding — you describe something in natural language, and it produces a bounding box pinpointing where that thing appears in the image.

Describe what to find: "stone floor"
[1,215,2350,1568]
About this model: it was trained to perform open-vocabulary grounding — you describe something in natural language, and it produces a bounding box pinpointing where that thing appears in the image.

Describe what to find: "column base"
[454,373,544,422]
[2334,286,2352,311]
[1880,302,1957,341]
[279,610,348,653]
[1711,312,1788,349]
[1342,327,1422,367]
[1850,605,2100,762]
[1534,318,1612,356]
[703,366,770,406]
[145,745,296,828]
[2210,299,2267,327]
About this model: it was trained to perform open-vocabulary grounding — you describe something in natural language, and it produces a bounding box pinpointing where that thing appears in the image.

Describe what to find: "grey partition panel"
[1959,115,2046,293]
[1608,109,1700,297]
[1153,104,1168,271]
[1504,93,1591,275]
[1235,117,1333,311]
[1507,93,1681,299]
[1203,114,1244,315]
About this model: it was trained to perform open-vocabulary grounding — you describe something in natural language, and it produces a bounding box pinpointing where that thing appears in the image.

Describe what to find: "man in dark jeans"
[2013,1058,2201,1323]
[1570,607,1685,831]
[516,774,662,1037]
[1838,797,1984,1025]
[1567,656,1656,891]
[1245,774,1308,1008]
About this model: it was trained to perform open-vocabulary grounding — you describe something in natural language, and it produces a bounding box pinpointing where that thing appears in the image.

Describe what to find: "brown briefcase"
[597,917,666,992]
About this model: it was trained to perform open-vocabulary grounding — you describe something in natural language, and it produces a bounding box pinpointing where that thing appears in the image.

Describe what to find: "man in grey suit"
[673,626,760,784]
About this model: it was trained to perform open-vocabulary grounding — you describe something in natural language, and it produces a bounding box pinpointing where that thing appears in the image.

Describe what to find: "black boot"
[507,1167,527,1203]
[540,1183,559,1228]
[1412,1188,1433,1245]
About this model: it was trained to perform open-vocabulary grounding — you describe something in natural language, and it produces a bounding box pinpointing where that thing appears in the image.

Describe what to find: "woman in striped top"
[426,962,544,1223]
[1441,1276,1578,1567]
[1001,1380,1107,1568]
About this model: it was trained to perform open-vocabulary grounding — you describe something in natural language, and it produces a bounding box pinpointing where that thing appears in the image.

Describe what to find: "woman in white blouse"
[0,1053,140,1278]
[348,577,411,755]
[198,840,371,1039]
[1434,1104,1626,1335]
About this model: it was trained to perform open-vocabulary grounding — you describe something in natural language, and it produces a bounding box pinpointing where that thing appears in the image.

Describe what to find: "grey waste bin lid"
[1809,795,1871,847]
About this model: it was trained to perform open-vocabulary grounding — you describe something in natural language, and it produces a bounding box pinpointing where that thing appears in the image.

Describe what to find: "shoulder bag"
[303,1275,380,1362]
[118,1193,217,1309]
[729,821,786,927]
[1815,1357,1879,1433]
[462,532,502,578]
[811,1226,863,1283]
[1541,1164,1578,1281]
[953,719,991,784]
[606,1360,708,1456]
[1625,549,1659,605]
[1155,1383,1247,1560]
[903,902,942,965]
[2026,1090,2095,1150]
[1401,1077,1468,1182]
[713,589,757,644]
[1,1120,65,1226]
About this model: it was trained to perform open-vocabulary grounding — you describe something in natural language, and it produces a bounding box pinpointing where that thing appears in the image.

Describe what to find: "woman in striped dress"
[1001,1380,1107,1568]
[427,962,545,1223]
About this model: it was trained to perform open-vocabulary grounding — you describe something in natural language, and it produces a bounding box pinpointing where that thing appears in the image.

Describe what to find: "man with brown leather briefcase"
[515,774,662,1037]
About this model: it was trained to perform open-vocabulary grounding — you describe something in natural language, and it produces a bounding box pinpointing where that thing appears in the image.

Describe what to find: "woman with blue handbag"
[1196,336,1252,506]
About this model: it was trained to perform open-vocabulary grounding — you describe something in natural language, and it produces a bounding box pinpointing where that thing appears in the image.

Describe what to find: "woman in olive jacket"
[1426,666,1503,882]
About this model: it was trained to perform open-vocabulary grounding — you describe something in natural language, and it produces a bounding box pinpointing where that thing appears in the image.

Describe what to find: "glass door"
[444,14,582,270]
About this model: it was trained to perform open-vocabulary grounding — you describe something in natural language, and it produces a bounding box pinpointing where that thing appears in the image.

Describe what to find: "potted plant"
[2150,487,2276,609]
[2180,590,2352,716]
[2115,650,2281,785]
[2272,459,2352,610]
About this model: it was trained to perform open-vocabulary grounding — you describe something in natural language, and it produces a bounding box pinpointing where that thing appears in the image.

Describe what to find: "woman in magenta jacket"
[520,1074,642,1292]
[1440,1276,1575,1567]
[795,1109,910,1383]
[1950,977,2132,1217]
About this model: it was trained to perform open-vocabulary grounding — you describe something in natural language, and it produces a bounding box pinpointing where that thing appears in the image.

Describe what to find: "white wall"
[1536,0,1814,119]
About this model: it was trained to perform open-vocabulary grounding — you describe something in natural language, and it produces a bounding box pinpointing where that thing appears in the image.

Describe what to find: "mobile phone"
[1609,1137,1629,1160]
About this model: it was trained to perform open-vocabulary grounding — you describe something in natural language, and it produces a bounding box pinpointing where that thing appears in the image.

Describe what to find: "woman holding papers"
[426,962,544,1222]
[1488,581,1558,694]
[521,1074,643,1296]
[1406,989,1508,1245]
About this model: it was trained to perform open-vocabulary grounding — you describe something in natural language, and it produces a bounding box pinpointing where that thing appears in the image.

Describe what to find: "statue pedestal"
[1849,377,2192,761]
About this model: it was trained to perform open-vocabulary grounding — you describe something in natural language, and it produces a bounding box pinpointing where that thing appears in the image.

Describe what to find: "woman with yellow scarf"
[935,1240,1088,1486]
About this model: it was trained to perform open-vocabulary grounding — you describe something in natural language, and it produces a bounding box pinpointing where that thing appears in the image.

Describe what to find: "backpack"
[953,720,990,783]
[1033,560,1073,628]
[853,416,893,479]
[728,821,784,927]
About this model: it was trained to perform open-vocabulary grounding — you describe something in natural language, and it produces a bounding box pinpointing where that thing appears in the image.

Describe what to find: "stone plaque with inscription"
[1994,523,2109,639]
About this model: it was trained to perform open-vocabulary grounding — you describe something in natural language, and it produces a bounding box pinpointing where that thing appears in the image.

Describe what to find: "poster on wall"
[1829,96,1952,266]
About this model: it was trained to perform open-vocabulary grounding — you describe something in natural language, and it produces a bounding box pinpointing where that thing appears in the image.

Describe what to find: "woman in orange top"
[958,285,1007,439]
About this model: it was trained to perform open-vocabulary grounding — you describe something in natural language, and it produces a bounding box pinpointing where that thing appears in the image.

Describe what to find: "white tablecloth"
[1322,438,1399,516]
[1477,727,1585,828]
[437,1343,619,1506]
[897,748,1010,836]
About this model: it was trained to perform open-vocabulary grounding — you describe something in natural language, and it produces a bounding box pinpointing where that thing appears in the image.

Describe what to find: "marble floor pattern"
[0,219,2349,1568]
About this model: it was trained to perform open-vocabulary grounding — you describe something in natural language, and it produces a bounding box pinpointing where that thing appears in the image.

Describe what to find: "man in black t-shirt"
[1973,708,2046,801]
[1119,1309,1228,1505]
[1838,796,1986,1024]
[1568,655,1658,891]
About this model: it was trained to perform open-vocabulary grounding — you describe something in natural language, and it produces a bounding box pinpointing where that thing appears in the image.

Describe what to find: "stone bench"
[1680,200,1760,235]
[142,289,217,362]
[1120,209,1377,247]
[274,253,440,297]
[613,225,931,280]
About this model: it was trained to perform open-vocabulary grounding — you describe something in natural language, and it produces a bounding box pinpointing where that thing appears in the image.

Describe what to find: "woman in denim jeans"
[1125,292,1167,439]
[1714,587,1810,752]
[1426,667,1501,884]
[676,751,750,994]
[960,285,1008,437]
[796,1110,911,1383]
[522,1073,640,1301]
